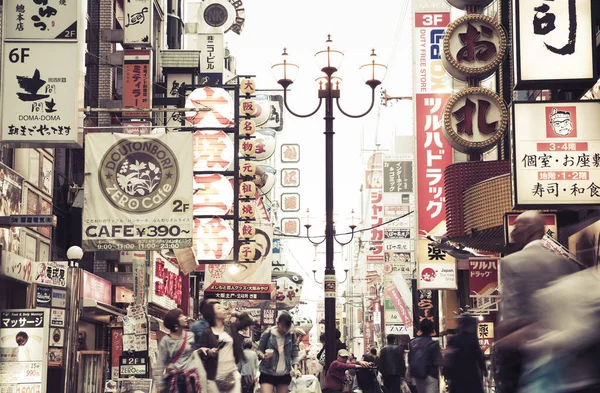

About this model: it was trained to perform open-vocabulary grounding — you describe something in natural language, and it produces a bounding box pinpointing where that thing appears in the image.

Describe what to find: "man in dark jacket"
[444,316,487,393]
[378,335,406,393]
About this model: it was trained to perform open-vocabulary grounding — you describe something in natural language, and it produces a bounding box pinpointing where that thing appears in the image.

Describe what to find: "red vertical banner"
[415,93,452,235]
[111,328,123,379]
[413,6,452,237]
[123,50,152,118]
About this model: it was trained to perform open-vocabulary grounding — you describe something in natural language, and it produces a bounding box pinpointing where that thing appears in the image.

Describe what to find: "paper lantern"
[240,118,256,136]
[240,202,256,219]
[240,161,257,177]
[240,139,256,157]
[240,99,257,116]
[239,223,256,240]
[240,79,256,95]
[239,243,256,261]
[239,181,256,198]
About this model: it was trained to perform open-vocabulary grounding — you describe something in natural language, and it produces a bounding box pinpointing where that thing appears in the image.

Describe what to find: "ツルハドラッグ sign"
[83,133,193,251]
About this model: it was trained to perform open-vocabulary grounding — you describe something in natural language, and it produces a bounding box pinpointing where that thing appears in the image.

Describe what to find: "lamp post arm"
[335,87,376,119]
[282,88,324,118]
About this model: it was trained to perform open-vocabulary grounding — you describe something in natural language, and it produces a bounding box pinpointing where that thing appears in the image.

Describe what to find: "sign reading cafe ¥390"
[83,133,193,251]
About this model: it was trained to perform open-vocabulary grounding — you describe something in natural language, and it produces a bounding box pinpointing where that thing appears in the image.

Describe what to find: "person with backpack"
[408,320,442,393]
[378,335,406,393]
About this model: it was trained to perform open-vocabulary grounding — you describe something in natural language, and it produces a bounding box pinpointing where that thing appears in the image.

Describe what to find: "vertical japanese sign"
[82,133,193,251]
[513,0,594,88]
[383,159,414,193]
[411,280,439,337]
[468,257,499,310]
[413,3,452,237]
[367,153,384,262]
[512,101,600,207]
[123,50,152,118]
[0,309,49,393]
[199,33,224,78]
[123,0,153,46]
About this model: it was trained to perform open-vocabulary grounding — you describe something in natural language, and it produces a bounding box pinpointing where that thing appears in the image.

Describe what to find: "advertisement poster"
[0,42,81,146]
[0,309,49,392]
[83,133,193,251]
[204,226,274,303]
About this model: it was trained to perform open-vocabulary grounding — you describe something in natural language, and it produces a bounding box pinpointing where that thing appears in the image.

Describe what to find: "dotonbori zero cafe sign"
[0,42,81,147]
[512,101,600,207]
[83,133,193,251]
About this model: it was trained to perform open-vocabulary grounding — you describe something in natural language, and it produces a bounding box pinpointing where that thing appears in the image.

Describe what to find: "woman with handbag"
[154,308,201,393]
[198,301,246,393]
[257,311,301,393]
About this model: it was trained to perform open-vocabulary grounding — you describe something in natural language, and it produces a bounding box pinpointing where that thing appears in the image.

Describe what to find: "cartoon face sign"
[273,271,303,310]
[546,106,577,138]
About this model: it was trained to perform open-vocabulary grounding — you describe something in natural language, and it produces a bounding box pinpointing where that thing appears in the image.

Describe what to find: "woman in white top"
[198,301,249,393]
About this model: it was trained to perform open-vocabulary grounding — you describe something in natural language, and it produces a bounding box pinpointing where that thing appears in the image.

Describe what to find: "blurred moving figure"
[524,267,600,393]
[408,320,442,393]
[378,335,406,393]
[497,211,579,393]
[239,339,259,393]
[155,308,201,393]
[324,349,370,393]
[356,354,382,393]
[443,315,487,393]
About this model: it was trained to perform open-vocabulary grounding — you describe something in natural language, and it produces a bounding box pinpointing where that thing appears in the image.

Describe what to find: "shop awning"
[82,298,126,317]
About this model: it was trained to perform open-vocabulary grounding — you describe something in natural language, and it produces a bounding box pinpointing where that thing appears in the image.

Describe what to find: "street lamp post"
[272,35,386,369]
[64,245,84,393]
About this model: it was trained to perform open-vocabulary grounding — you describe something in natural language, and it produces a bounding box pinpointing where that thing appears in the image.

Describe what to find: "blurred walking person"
[239,339,259,393]
[378,335,406,393]
[442,315,487,393]
[197,301,247,393]
[356,354,382,393]
[324,349,370,393]
[257,311,301,393]
[154,308,201,393]
[408,319,442,393]
[497,211,579,393]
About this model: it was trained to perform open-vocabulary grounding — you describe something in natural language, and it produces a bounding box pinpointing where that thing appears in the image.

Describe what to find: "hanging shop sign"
[512,101,600,207]
[280,193,300,212]
[442,14,507,81]
[0,42,82,147]
[468,257,499,311]
[0,309,49,393]
[281,144,300,163]
[185,87,235,128]
[512,0,595,89]
[280,169,300,188]
[149,252,183,309]
[367,161,384,262]
[198,33,224,83]
[383,159,413,193]
[193,217,234,261]
[83,133,193,251]
[442,87,508,154]
[0,252,33,283]
[33,261,68,287]
[197,0,246,35]
[411,280,440,337]
[3,0,78,40]
[193,131,234,171]
[417,238,457,290]
[273,271,304,310]
[123,50,152,118]
[123,0,153,47]
[81,270,112,304]
[193,174,234,215]
[280,218,300,236]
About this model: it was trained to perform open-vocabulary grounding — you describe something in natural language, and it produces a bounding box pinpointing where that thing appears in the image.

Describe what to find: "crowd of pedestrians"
[153,210,600,393]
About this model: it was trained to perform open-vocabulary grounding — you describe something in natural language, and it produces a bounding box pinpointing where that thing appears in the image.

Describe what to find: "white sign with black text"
[0,42,82,147]
[3,0,79,40]
[123,0,153,46]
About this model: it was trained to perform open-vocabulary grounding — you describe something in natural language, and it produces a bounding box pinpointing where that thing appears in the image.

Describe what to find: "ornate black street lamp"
[272,35,386,369]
